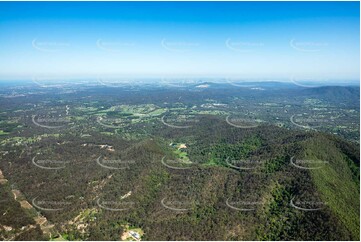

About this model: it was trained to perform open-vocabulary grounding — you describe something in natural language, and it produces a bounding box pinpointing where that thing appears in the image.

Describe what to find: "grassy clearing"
[0,130,9,135]
[170,143,191,163]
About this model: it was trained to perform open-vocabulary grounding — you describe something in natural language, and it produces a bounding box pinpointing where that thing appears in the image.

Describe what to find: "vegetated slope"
[302,135,359,239]
[0,183,44,240]
[142,115,360,240]
[0,115,359,240]
[297,86,360,105]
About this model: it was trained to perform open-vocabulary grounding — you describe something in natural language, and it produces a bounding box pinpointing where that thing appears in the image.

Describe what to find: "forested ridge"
[0,114,359,240]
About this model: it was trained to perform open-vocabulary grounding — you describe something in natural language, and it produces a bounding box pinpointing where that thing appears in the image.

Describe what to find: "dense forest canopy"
[0,81,359,240]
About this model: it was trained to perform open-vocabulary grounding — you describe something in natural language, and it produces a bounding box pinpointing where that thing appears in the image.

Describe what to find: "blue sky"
[0,1,359,81]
